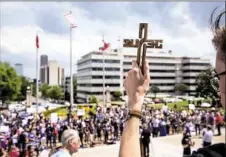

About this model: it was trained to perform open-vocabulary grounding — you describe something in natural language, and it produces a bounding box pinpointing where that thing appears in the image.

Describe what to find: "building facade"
[64,74,77,93]
[40,55,48,66]
[15,63,23,76]
[76,50,211,103]
[40,57,64,86]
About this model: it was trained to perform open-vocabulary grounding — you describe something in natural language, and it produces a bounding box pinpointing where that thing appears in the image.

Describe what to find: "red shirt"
[9,149,19,157]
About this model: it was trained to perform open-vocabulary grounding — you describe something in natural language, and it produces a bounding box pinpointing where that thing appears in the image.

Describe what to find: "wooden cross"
[123,23,163,74]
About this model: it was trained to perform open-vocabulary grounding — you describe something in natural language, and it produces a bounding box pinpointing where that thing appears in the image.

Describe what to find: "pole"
[102,36,105,108]
[102,51,106,107]
[69,10,74,125]
[118,36,124,97]
[36,46,39,125]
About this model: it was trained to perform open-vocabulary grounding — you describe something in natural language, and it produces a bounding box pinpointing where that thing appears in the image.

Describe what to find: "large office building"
[15,63,23,76]
[40,55,48,66]
[40,55,64,86]
[76,50,211,103]
[64,74,77,93]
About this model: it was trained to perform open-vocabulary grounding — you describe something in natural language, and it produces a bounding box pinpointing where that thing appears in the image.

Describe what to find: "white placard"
[0,126,9,133]
[77,109,85,116]
[50,113,58,124]
[189,104,196,110]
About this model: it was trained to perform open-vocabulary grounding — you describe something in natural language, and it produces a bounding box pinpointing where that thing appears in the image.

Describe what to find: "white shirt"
[162,106,168,113]
[194,115,201,124]
[153,119,159,128]
[203,130,213,143]
[12,134,18,144]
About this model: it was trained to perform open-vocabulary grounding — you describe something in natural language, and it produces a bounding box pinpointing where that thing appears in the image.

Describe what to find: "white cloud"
[0,2,217,78]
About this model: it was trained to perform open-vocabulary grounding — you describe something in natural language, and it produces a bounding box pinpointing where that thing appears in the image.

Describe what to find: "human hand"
[124,60,150,111]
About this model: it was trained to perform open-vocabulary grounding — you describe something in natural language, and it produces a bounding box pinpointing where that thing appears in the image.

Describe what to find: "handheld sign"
[123,23,163,74]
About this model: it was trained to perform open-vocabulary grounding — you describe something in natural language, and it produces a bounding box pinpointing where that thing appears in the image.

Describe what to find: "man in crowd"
[194,113,201,136]
[141,124,151,157]
[203,125,213,147]
[50,129,80,157]
[181,131,195,156]
[119,8,225,157]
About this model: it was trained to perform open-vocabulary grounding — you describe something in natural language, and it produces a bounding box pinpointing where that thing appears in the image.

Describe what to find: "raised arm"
[119,60,150,157]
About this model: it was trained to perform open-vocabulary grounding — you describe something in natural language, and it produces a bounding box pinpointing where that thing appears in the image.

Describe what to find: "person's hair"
[210,7,226,57]
[61,129,79,147]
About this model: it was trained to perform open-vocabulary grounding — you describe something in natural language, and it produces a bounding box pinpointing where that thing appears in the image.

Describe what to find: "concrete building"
[40,58,64,86]
[76,50,211,103]
[15,63,23,76]
[40,55,48,84]
[64,74,77,93]
[40,55,48,66]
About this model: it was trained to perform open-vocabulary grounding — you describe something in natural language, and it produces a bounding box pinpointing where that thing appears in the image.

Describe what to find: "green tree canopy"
[40,83,51,98]
[18,76,31,101]
[112,90,122,101]
[48,86,63,100]
[0,62,21,103]
[195,68,219,99]
[175,83,188,95]
[150,85,160,98]
[89,95,98,104]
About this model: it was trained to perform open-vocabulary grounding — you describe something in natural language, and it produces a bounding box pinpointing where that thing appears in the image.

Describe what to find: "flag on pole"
[36,35,39,49]
[99,36,110,51]
[65,12,77,28]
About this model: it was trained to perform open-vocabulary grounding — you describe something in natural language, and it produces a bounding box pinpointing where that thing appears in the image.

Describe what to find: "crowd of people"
[0,103,224,156]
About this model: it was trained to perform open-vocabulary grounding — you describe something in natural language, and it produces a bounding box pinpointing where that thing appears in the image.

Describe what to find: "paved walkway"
[73,129,225,157]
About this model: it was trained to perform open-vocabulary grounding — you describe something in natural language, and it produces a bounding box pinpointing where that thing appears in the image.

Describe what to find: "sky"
[0,2,225,79]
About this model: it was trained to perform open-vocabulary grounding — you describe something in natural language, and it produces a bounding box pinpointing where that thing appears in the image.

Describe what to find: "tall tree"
[18,76,31,101]
[175,83,188,95]
[48,86,63,100]
[112,90,122,101]
[0,62,21,104]
[150,85,160,98]
[89,95,98,104]
[40,83,51,98]
[196,68,219,99]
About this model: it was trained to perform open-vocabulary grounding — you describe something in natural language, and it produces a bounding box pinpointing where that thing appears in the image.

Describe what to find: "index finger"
[143,61,150,79]
[132,60,139,69]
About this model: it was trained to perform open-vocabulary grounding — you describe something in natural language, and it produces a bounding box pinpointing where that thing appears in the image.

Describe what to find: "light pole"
[65,11,76,125]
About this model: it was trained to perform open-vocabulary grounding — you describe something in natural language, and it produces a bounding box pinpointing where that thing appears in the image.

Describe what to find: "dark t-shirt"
[182,136,191,155]
[142,128,151,144]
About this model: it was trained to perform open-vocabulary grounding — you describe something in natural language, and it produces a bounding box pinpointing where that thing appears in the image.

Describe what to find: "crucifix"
[123,23,163,74]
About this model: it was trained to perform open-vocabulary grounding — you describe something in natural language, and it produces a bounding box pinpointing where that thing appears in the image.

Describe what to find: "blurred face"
[215,51,225,109]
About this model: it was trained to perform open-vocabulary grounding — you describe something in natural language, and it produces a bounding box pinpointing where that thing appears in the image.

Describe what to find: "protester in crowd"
[50,129,80,157]
[194,113,201,136]
[181,131,195,156]
[202,125,213,147]
[141,124,151,157]
[215,112,223,135]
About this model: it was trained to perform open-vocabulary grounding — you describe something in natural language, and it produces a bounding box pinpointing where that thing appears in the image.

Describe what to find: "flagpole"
[102,36,106,108]
[69,10,74,126]
[118,36,124,98]
[35,38,39,125]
